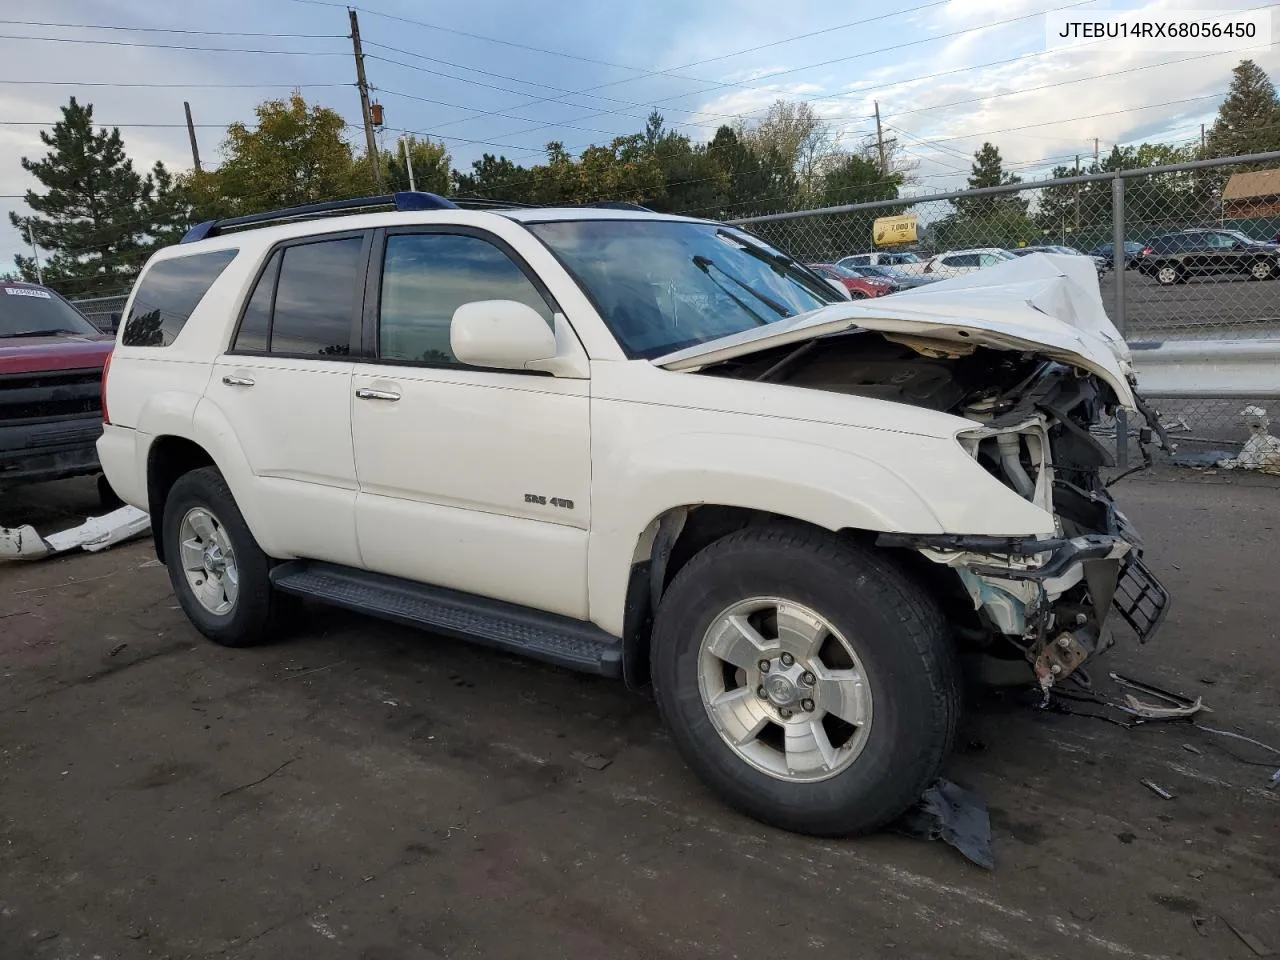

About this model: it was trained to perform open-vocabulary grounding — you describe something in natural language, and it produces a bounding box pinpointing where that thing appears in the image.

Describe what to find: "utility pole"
[401,137,416,191]
[25,223,43,285]
[183,101,202,173]
[349,8,382,190]
[1094,137,1100,164]
[874,101,888,176]
[1200,123,1206,157]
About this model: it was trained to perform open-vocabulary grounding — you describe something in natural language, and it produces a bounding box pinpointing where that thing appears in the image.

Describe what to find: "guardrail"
[1131,339,1280,400]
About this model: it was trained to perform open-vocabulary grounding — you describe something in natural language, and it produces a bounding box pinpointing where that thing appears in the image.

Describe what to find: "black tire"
[97,473,123,510]
[1154,262,1183,286]
[651,524,960,836]
[848,290,868,299]
[1247,258,1276,281]
[162,466,282,648]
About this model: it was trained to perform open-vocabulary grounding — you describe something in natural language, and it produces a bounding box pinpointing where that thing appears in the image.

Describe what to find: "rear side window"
[230,237,364,356]
[122,249,237,347]
[842,255,869,265]
[945,254,979,267]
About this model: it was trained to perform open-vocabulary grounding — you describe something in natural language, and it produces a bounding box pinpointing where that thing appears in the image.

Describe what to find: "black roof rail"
[580,201,653,211]
[447,196,539,210]
[180,191,459,243]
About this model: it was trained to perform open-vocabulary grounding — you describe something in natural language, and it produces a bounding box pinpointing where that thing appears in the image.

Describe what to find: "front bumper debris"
[877,531,1171,690]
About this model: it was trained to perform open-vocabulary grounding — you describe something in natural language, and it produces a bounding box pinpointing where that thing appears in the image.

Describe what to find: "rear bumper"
[96,423,147,510]
[0,416,104,489]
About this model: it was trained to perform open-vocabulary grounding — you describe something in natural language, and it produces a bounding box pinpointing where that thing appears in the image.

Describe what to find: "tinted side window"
[946,254,979,268]
[122,249,237,347]
[378,233,553,365]
[270,237,364,356]
[843,255,869,265]
[232,251,280,352]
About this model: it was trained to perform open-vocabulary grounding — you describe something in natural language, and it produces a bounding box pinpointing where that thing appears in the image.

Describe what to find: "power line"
[0,33,348,54]
[0,79,348,89]
[0,19,344,38]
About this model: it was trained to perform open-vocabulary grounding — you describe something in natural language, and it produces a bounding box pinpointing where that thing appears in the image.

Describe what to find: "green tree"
[639,112,726,215]
[736,100,833,200]
[8,97,167,297]
[706,126,797,218]
[453,153,535,203]
[188,93,368,220]
[1205,59,1280,159]
[378,135,451,195]
[954,142,1028,218]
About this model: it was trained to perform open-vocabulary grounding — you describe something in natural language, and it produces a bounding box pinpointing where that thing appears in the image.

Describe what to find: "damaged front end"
[877,360,1171,694]
[701,331,1171,693]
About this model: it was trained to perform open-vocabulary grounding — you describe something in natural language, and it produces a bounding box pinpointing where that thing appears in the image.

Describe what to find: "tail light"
[1142,246,1154,257]
[101,350,113,424]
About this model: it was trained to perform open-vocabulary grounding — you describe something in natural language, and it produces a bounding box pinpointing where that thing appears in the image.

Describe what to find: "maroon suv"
[0,281,114,494]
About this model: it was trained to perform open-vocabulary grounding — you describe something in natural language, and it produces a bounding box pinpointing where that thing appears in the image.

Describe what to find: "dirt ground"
[2,472,1278,960]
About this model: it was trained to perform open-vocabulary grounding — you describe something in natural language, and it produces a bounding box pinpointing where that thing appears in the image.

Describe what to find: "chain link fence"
[732,151,1280,464]
[69,293,129,334]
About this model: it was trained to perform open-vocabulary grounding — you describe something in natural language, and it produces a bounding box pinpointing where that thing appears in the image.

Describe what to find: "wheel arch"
[617,504,941,690]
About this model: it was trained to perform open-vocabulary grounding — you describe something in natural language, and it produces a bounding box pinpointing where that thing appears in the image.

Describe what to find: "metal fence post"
[1112,173,1128,468]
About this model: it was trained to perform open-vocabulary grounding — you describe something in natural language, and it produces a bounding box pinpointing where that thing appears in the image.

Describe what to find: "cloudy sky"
[0,0,1274,280]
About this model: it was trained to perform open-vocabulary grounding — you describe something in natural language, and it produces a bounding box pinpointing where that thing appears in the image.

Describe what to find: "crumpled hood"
[654,253,1137,409]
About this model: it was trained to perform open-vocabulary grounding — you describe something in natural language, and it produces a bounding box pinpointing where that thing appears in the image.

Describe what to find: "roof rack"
[579,201,653,211]
[180,191,459,243]
[448,196,539,210]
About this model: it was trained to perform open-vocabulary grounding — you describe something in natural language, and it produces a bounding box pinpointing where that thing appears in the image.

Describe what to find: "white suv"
[99,193,1168,836]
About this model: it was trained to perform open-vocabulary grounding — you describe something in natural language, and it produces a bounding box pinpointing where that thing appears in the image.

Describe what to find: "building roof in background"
[1222,168,1280,201]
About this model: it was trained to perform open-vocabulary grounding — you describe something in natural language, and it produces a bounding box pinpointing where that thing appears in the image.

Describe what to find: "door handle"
[355,388,400,401]
[222,375,255,387]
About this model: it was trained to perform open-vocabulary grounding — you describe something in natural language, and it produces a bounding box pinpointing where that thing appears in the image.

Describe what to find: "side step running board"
[270,561,623,677]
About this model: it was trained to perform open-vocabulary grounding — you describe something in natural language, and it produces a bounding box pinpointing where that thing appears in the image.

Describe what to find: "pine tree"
[9,97,161,298]
[954,142,1028,218]
[1206,59,1280,159]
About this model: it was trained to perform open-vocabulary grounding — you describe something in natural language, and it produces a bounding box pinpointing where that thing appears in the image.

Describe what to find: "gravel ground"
[1,471,1277,960]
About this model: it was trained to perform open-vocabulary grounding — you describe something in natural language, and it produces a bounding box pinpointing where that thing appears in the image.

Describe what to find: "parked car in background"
[807,263,894,299]
[1011,245,1108,274]
[840,263,939,290]
[1,281,114,498]
[1090,240,1148,270]
[920,248,1018,278]
[1137,228,1280,285]
[835,251,923,270]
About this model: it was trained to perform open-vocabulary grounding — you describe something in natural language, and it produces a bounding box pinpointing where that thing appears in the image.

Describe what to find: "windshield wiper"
[714,229,835,294]
[1,328,79,338]
[692,255,789,321]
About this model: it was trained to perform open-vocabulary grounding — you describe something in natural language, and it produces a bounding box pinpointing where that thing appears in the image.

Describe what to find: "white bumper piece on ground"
[0,506,150,560]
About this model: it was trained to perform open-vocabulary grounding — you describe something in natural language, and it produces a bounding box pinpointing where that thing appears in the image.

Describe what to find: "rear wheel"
[1249,258,1275,281]
[848,290,868,299]
[651,524,960,836]
[162,466,282,647]
[1155,263,1183,286]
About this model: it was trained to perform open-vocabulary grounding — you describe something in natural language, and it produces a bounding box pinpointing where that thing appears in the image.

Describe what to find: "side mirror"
[825,278,852,299]
[451,300,556,371]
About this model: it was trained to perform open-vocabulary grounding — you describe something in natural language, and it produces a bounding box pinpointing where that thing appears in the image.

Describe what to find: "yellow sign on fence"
[873,214,918,246]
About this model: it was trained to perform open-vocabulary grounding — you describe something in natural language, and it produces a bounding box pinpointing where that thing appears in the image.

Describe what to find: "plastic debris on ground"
[0,506,150,560]
[893,778,994,870]
[1216,406,1280,475]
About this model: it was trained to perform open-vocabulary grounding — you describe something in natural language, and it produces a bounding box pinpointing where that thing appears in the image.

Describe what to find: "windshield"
[0,285,99,338]
[528,219,837,357]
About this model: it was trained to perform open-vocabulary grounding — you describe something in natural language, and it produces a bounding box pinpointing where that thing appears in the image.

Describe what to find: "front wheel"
[1249,258,1276,281]
[651,525,960,836]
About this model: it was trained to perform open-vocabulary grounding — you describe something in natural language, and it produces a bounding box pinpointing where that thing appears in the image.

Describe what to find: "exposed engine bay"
[700,329,1171,694]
